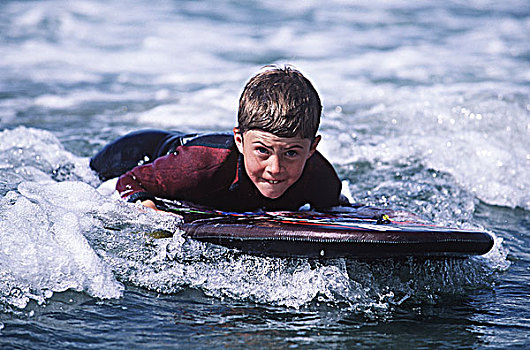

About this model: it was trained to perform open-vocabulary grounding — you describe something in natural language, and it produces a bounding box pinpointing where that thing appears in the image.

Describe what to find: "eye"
[256,146,269,155]
[285,150,298,157]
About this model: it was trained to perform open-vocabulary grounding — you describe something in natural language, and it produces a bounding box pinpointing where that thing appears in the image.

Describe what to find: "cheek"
[244,154,264,177]
[285,159,307,180]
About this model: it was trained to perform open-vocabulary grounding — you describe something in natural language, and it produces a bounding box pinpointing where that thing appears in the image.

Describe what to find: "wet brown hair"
[237,65,322,139]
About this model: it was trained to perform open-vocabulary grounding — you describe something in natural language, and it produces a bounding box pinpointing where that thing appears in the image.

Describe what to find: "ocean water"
[0,0,528,348]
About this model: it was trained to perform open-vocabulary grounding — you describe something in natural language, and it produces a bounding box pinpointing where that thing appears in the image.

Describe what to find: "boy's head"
[234,65,323,199]
[237,65,322,139]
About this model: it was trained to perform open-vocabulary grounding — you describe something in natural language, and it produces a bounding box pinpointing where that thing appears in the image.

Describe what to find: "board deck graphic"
[158,200,494,259]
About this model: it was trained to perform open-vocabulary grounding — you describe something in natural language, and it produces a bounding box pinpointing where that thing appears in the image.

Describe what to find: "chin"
[258,186,287,199]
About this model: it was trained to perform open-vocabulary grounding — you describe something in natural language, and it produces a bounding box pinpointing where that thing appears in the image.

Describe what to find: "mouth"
[263,179,284,185]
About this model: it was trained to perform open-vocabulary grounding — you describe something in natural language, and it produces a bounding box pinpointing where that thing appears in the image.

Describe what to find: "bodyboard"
[158,200,494,259]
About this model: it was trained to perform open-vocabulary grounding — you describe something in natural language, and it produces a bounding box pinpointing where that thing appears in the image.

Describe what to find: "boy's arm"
[115,144,234,206]
[116,160,166,204]
[116,150,191,204]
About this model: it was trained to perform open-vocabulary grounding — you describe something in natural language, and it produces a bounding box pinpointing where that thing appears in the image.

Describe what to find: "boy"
[90,66,343,212]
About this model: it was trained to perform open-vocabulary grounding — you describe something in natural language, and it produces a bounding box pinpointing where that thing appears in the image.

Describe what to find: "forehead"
[243,129,311,147]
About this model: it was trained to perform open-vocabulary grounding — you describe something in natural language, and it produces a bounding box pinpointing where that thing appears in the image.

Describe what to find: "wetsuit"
[90,130,342,212]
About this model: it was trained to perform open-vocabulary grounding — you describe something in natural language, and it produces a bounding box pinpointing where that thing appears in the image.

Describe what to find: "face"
[234,128,320,199]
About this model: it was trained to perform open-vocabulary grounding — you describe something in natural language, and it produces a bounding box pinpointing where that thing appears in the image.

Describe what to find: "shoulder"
[306,151,339,178]
[303,151,342,208]
[154,132,237,172]
[131,133,238,198]
[174,133,236,171]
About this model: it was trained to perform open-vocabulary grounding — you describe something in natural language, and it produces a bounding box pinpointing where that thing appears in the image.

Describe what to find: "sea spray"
[0,184,123,310]
[0,127,99,197]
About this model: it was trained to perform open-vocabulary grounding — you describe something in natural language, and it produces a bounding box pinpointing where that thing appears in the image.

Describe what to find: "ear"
[308,135,321,158]
[233,127,244,154]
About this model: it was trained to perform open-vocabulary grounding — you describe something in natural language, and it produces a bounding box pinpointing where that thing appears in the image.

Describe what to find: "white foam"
[323,83,530,210]
[0,184,124,308]
[0,127,99,190]
[135,88,238,129]
[33,89,153,109]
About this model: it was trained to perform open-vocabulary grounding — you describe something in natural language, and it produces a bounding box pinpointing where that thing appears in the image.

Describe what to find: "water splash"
[324,84,530,212]
[0,127,99,196]
[0,182,123,311]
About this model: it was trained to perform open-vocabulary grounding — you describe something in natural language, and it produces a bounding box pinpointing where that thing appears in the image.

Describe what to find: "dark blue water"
[0,0,529,348]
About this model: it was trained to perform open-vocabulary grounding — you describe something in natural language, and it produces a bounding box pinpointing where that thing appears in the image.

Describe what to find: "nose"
[267,155,282,175]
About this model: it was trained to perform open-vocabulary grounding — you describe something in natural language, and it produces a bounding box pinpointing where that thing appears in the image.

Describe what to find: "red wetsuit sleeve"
[116,145,233,202]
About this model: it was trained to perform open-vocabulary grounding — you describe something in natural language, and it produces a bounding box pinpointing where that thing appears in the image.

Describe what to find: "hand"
[142,199,182,219]
[140,199,181,218]
[141,199,158,210]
